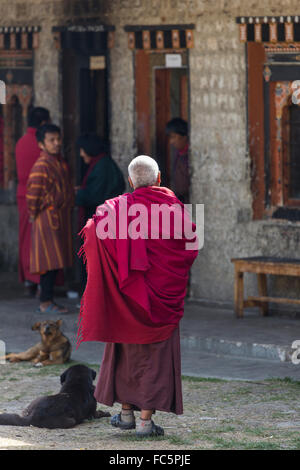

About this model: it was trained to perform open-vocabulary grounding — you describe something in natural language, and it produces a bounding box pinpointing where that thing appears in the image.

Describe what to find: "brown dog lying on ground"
[0,364,110,428]
[3,320,71,367]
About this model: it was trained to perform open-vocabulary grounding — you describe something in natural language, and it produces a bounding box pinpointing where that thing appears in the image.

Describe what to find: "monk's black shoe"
[111,412,136,430]
[135,420,164,438]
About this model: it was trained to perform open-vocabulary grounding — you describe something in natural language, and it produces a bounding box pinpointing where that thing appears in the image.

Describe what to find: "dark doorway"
[79,68,108,137]
[62,49,109,185]
[62,47,109,285]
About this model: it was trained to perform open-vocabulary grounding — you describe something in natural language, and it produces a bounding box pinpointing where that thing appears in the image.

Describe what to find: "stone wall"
[0,204,18,272]
[2,0,300,306]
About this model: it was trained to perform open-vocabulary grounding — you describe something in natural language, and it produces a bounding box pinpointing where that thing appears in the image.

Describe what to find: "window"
[0,26,40,195]
[282,102,300,204]
[247,42,300,220]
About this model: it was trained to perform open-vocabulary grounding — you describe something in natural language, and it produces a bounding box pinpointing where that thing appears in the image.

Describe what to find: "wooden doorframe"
[62,48,110,185]
[155,68,171,185]
[135,50,151,155]
[135,50,189,168]
[247,42,266,220]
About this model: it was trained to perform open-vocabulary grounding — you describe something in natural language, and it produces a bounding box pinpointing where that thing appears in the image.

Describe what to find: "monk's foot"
[136,419,164,438]
[111,412,136,430]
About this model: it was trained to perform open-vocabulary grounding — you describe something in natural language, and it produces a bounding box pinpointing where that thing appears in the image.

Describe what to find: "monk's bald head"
[128,155,160,189]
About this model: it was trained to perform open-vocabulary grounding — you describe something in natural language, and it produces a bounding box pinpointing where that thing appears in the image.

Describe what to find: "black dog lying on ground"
[0,364,110,428]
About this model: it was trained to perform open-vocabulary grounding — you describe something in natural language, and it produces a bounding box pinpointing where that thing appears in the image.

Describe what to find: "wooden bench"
[231,256,300,318]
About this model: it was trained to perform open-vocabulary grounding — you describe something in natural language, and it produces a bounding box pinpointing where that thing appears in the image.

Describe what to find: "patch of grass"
[17,361,100,378]
[241,441,280,450]
[198,434,280,450]
[259,394,287,403]
[41,391,55,396]
[271,411,292,419]
[244,427,272,438]
[9,395,22,401]
[291,437,300,450]
[213,425,236,433]
[167,435,193,446]
[200,436,237,449]
[118,434,166,443]
[233,387,253,396]
[266,377,300,387]
[181,375,227,383]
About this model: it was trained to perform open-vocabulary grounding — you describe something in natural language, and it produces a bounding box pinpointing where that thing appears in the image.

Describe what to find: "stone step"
[0,298,298,364]
[181,335,295,363]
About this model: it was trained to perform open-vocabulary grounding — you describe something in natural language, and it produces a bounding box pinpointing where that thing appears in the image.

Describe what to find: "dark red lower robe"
[94,327,183,414]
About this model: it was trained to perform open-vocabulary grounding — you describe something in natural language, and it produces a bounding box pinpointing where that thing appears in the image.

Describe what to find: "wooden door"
[135,50,189,189]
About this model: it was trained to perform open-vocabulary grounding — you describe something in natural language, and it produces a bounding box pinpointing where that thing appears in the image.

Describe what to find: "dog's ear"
[60,369,68,384]
[56,319,63,328]
[32,322,41,331]
[91,369,96,381]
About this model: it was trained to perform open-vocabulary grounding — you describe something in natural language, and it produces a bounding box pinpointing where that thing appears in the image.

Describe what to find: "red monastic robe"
[77,186,199,346]
[15,127,41,283]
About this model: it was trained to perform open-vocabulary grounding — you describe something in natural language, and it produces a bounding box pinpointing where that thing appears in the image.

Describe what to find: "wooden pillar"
[2,100,14,189]
[155,68,171,186]
[247,42,266,220]
[257,273,269,316]
[135,50,151,155]
[234,267,244,318]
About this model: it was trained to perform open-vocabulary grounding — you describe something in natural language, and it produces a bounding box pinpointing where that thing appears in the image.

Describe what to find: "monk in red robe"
[77,155,199,437]
[26,124,74,314]
[16,107,50,295]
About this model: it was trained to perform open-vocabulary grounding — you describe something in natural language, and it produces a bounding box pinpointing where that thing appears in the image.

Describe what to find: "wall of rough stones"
[2,0,300,307]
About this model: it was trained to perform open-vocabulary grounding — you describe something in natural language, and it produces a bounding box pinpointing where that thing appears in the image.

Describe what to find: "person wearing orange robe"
[26,124,74,314]
[16,107,50,296]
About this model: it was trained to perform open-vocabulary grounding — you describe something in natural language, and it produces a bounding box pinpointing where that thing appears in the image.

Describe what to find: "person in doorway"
[75,134,125,296]
[165,117,189,203]
[16,107,50,297]
[75,133,125,229]
[26,124,74,314]
[76,155,199,437]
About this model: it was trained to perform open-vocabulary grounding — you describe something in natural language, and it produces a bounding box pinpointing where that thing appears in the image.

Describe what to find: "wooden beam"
[135,50,151,155]
[248,296,300,305]
[257,273,269,315]
[247,42,266,220]
[234,268,244,318]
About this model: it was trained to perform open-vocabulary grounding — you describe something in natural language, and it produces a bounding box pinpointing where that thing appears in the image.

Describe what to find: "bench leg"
[234,269,244,318]
[257,273,269,316]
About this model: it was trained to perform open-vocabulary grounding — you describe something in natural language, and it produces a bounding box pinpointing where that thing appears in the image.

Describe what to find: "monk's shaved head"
[128,155,160,189]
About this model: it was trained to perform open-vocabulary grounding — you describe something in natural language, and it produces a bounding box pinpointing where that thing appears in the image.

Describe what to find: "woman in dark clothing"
[75,134,125,295]
[165,118,189,204]
[75,134,125,228]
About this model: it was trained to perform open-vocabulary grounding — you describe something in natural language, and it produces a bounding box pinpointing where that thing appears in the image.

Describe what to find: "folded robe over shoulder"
[77,186,199,346]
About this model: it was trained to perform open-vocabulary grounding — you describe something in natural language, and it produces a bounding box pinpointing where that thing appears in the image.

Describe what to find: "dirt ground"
[0,360,300,450]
